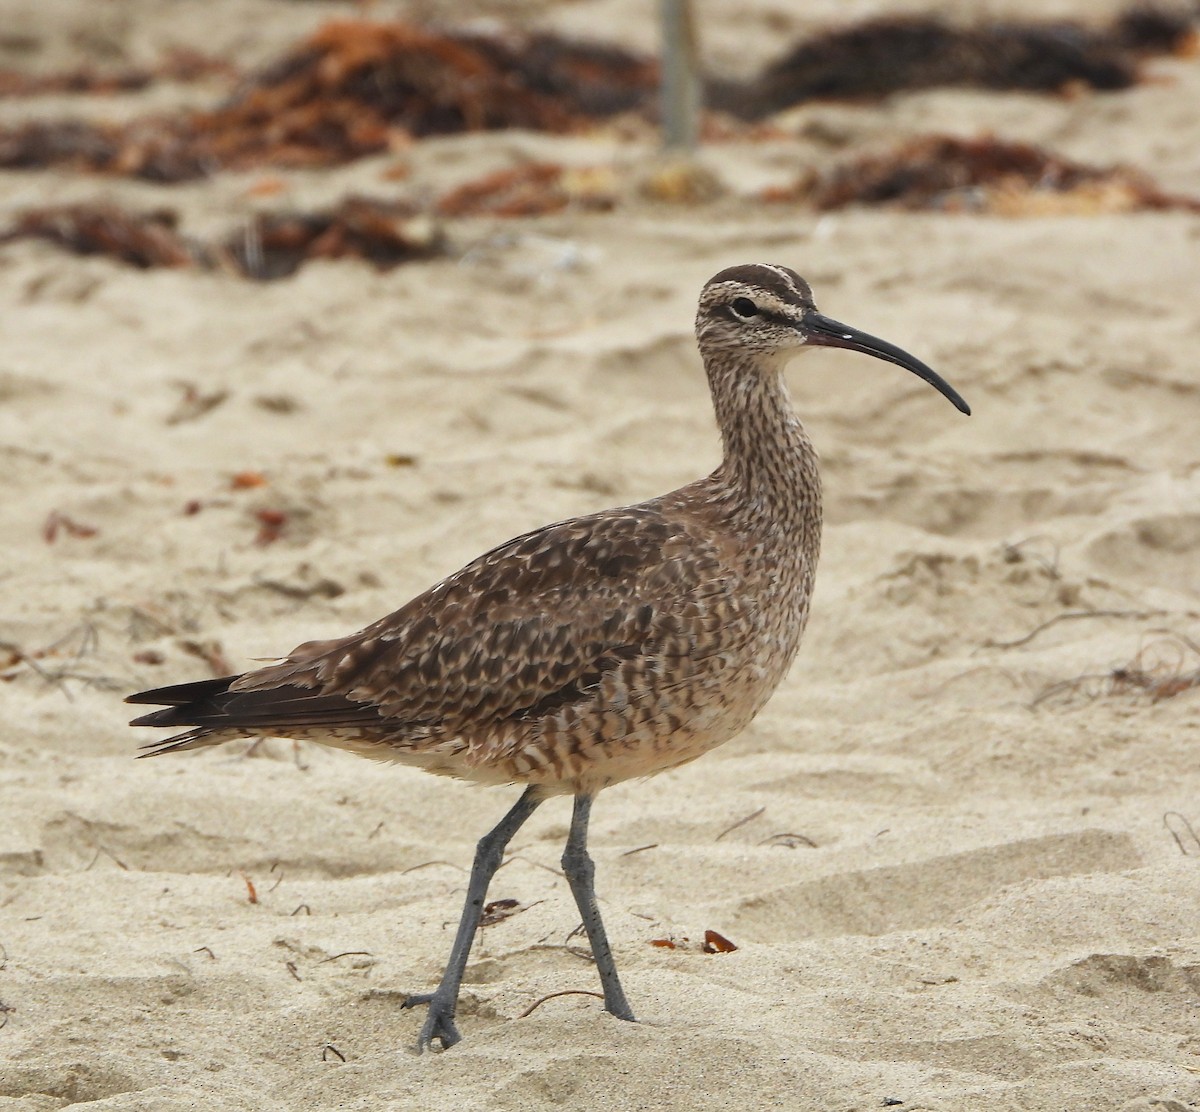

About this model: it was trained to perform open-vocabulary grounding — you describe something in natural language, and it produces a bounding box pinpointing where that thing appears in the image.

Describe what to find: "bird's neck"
[704,351,822,546]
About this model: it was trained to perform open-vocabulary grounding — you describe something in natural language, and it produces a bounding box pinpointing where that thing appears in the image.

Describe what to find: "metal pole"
[660,0,700,152]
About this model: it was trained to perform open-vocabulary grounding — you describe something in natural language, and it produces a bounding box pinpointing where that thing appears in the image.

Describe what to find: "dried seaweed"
[436,163,570,218]
[42,510,98,543]
[702,929,738,954]
[1115,5,1200,52]
[1109,640,1200,700]
[0,622,108,697]
[187,21,574,170]
[1,197,444,279]
[435,162,616,218]
[648,930,740,953]
[0,23,652,180]
[253,509,288,546]
[0,49,234,97]
[0,8,1191,178]
[479,898,524,926]
[459,29,657,117]
[0,202,194,267]
[179,639,233,677]
[0,120,125,175]
[782,135,1200,214]
[1033,633,1200,708]
[228,195,443,279]
[0,68,153,98]
[715,6,1199,119]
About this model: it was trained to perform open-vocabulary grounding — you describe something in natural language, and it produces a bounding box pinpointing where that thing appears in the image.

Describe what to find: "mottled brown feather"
[228,500,757,777]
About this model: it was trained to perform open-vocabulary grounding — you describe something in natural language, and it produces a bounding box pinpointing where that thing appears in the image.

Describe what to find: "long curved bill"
[805,311,971,416]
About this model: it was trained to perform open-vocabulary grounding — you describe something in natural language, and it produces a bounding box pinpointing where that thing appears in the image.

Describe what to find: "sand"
[2,1,1200,1110]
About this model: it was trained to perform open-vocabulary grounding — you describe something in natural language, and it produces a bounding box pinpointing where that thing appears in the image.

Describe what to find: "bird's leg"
[404,786,542,1051]
[561,793,636,1022]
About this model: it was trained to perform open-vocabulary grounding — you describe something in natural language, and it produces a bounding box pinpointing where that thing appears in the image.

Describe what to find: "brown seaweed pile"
[226,195,443,279]
[0,167,620,277]
[715,6,1198,119]
[0,197,443,279]
[5,128,1198,280]
[0,204,194,268]
[435,162,617,217]
[778,134,1200,215]
[0,22,656,181]
[458,27,658,118]
[0,49,234,98]
[0,7,1193,179]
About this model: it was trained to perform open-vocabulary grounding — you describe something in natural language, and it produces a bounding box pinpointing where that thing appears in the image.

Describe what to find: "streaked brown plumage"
[128,263,969,1050]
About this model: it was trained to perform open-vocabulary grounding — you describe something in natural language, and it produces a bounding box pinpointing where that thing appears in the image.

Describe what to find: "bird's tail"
[126,675,243,757]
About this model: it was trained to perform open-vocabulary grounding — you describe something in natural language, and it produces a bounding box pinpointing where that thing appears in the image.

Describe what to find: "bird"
[127,263,969,1051]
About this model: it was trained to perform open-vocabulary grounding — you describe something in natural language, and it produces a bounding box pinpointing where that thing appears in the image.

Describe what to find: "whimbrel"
[128,264,969,1050]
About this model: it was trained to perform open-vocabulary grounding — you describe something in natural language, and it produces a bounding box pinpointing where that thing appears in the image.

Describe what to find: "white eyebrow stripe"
[760,264,805,300]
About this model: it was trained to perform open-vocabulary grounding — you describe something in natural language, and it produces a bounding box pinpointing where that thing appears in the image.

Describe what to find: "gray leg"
[561,794,636,1021]
[404,786,542,1051]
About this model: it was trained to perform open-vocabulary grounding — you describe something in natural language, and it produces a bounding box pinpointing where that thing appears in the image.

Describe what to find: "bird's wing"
[231,503,744,732]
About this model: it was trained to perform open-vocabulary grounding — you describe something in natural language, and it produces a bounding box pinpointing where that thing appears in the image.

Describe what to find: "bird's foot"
[403,990,462,1052]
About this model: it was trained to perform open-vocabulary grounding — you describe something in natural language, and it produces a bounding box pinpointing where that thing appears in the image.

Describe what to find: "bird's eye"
[731,297,759,319]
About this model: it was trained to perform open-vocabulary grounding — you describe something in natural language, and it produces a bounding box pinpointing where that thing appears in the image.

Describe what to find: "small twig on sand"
[983,609,1168,651]
[1164,812,1200,856]
[519,989,605,1018]
[715,805,765,841]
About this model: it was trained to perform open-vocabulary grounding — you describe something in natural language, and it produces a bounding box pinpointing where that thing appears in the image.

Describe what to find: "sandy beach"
[2,1,1200,1109]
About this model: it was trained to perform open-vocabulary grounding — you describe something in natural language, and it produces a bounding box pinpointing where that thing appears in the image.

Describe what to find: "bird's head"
[695,263,970,415]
